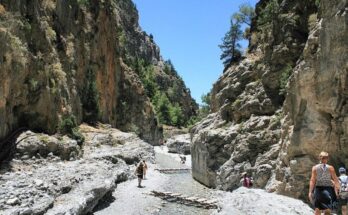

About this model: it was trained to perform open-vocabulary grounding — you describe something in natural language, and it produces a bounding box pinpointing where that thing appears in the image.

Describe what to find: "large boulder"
[15,131,81,161]
[166,134,191,155]
[215,187,313,215]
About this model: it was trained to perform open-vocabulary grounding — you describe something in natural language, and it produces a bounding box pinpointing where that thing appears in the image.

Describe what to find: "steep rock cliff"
[192,0,347,199]
[0,0,197,151]
[268,0,348,199]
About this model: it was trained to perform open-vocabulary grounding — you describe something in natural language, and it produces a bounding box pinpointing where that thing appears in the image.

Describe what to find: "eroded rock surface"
[215,187,313,215]
[0,124,154,215]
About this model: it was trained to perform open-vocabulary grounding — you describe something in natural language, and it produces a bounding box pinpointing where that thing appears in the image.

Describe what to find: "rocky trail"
[94,146,216,215]
[93,144,314,215]
[0,128,315,215]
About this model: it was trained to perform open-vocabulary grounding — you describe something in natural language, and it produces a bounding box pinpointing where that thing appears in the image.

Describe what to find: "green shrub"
[59,114,77,134]
[71,127,85,144]
[59,114,85,144]
[233,99,242,107]
[153,91,171,125]
[279,64,292,95]
[81,69,100,124]
[117,27,126,47]
[169,103,184,127]
[77,0,89,6]
[257,0,279,26]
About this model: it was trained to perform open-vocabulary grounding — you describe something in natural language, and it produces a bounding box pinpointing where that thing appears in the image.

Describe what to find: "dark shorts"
[314,186,337,210]
[339,197,348,206]
[137,174,143,179]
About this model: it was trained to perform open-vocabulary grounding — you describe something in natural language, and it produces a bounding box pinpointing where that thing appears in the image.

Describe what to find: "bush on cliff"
[81,69,100,124]
[59,114,85,144]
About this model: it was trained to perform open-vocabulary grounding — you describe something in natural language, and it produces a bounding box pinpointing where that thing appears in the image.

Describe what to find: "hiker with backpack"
[240,172,253,188]
[308,151,340,215]
[135,161,145,188]
[338,167,348,215]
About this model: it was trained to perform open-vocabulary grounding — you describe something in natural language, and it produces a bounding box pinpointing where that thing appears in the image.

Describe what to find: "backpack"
[339,176,348,199]
[136,163,144,175]
[243,177,253,188]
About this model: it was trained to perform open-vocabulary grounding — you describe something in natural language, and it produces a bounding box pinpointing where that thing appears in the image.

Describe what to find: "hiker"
[135,161,145,188]
[240,172,253,188]
[179,155,186,164]
[338,167,348,215]
[143,160,148,180]
[308,151,340,215]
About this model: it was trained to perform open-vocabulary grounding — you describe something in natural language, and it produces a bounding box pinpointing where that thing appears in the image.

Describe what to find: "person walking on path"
[338,167,348,215]
[240,172,253,188]
[135,161,145,188]
[309,151,340,215]
[143,160,148,180]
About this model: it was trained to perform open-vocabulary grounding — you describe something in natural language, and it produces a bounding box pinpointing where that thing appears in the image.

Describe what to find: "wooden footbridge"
[149,190,219,209]
[154,168,191,174]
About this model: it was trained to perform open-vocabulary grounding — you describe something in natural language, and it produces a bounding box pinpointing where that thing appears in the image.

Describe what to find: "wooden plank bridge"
[149,190,219,209]
[154,168,191,174]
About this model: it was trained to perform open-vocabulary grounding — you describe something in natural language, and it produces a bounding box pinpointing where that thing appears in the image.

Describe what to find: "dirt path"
[94,146,216,215]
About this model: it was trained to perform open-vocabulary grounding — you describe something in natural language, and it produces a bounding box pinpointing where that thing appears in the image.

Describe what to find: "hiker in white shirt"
[338,167,348,215]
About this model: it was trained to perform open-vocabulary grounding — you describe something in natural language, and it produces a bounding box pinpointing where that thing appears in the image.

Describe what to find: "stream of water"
[95,146,217,215]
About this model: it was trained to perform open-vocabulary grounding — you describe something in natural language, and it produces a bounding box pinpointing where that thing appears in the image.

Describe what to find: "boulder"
[15,131,80,160]
[215,187,313,215]
[166,134,191,155]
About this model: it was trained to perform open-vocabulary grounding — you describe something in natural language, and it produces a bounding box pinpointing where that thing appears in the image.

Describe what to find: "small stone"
[21,208,33,215]
[6,197,20,205]
[21,155,30,160]
[34,179,44,187]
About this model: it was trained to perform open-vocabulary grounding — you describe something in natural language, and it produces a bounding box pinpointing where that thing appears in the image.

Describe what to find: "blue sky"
[133,0,258,104]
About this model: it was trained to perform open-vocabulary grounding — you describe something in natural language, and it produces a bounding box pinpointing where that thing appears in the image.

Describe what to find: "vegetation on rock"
[81,69,100,125]
[130,58,193,128]
[59,114,85,144]
[219,4,255,67]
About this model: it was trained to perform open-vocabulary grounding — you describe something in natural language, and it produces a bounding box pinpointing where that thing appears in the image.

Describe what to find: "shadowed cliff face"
[191,0,347,200]
[0,0,197,147]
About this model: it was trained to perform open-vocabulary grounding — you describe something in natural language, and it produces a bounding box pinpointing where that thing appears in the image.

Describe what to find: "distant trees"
[131,58,186,127]
[186,92,211,128]
[219,3,255,68]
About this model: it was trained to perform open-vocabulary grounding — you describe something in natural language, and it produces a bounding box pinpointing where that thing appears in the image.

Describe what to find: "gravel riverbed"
[94,146,217,215]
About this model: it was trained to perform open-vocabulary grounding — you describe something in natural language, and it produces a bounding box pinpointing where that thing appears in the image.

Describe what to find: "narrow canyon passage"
[94,146,216,215]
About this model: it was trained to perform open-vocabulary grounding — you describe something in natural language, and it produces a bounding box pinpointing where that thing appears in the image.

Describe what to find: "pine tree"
[219,20,243,67]
[232,4,255,26]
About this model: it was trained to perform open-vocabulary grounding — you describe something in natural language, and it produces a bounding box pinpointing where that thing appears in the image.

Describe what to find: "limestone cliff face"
[269,0,348,199]
[0,0,197,149]
[192,0,347,199]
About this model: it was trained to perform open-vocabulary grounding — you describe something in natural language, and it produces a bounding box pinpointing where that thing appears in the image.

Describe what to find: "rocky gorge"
[191,0,348,201]
[0,0,347,214]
